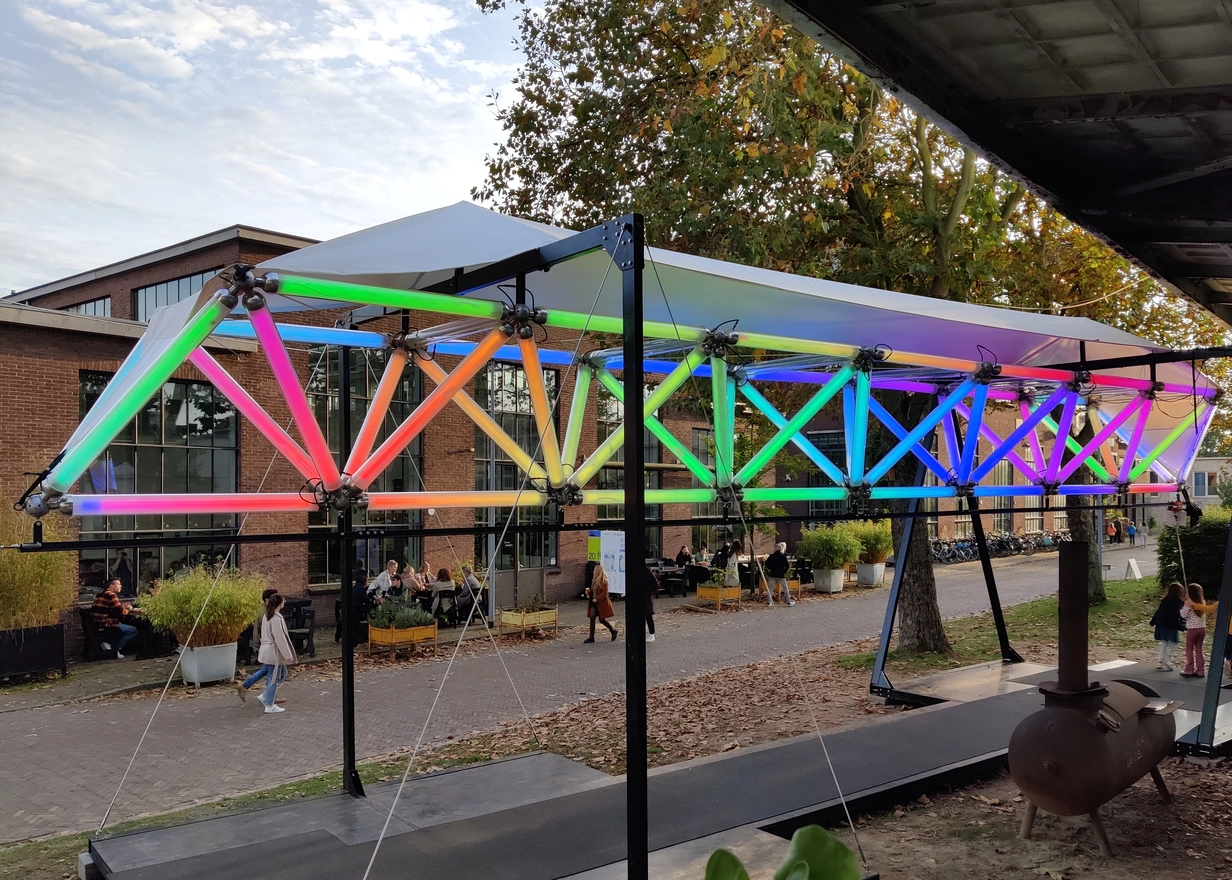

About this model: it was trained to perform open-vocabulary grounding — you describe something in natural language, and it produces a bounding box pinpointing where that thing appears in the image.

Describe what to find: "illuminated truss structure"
[22,223,1217,524]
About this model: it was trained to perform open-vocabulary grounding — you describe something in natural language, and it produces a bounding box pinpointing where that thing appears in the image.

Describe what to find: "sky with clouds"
[0,0,523,293]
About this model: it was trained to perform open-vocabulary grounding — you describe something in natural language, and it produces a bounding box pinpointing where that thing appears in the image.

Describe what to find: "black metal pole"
[339,346,365,797]
[619,214,648,880]
[968,495,1024,663]
[1198,518,1232,747]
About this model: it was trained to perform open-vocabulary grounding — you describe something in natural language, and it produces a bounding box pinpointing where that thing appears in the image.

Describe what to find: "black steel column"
[968,495,1024,663]
[619,214,648,880]
[1198,518,1232,747]
[339,346,365,797]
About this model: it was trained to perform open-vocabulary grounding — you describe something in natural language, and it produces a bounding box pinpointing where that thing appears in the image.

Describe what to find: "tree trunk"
[887,392,953,655]
[1061,409,1106,604]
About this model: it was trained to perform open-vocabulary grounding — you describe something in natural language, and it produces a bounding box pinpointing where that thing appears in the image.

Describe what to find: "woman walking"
[256,592,296,713]
[585,565,618,643]
[643,565,658,643]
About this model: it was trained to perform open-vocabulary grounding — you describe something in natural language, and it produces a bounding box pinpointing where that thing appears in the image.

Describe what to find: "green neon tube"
[712,357,734,488]
[47,296,232,494]
[742,487,848,502]
[277,275,504,320]
[731,331,860,360]
[1128,405,1202,481]
[542,310,705,342]
[1039,415,1112,482]
[734,364,856,487]
[561,364,592,475]
[593,368,715,486]
[580,488,718,506]
[570,348,704,487]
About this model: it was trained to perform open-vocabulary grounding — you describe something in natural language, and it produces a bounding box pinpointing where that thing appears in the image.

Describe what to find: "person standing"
[585,565,617,643]
[109,552,135,597]
[91,577,136,657]
[1127,521,1137,545]
[1149,582,1185,671]
[1181,583,1216,678]
[643,565,658,643]
[256,592,296,713]
[765,542,795,606]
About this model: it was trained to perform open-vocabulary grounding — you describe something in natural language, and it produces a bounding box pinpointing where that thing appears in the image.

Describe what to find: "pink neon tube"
[954,403,1038,482]
[350,329,508,490]
[1118,397,1153,483]
[344,348,408,476]
[188,349,319,484]
[248,306,343,491]
[1055,395,1147,484]
[1020,400,1046,476]
[364,491,546,510]
[71,493,317,516]
[1044,392,1080,484]
[1128,483,1179,494]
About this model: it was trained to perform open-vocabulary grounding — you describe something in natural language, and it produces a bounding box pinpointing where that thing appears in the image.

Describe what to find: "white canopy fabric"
[259,201,1216,479]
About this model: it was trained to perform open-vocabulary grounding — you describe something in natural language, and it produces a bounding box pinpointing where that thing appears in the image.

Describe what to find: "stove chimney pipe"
[1057,541,1089,694]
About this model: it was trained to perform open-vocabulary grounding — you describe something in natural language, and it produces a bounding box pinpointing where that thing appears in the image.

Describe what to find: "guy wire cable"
[362,233,620,880]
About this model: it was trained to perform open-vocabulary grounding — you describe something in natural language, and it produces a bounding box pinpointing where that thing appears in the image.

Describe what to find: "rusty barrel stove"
[1008,543,1178,856]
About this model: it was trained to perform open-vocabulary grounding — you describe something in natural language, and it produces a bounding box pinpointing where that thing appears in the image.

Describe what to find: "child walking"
[1181,583,1216,678]
[1149,582,1184,671]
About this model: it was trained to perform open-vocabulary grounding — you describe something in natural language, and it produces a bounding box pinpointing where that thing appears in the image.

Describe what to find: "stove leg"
[1149,765,1172,804]
[1019,801,1038,839]
[1088,809,1113,856]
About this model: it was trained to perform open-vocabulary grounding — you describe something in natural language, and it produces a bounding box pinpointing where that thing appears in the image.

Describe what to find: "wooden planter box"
[696,584,742,611]
[368,622,437,657]
[0,624,66,679]
[498,607,559,639]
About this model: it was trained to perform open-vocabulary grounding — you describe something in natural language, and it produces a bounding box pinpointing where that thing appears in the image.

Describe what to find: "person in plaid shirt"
[91,577,136,657]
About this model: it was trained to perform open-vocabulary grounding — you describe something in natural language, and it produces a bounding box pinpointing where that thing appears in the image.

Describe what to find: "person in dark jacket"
[674,545,692,567]
[1150,581,1185,671]
[764,542,795,606]
[644,565,659,642]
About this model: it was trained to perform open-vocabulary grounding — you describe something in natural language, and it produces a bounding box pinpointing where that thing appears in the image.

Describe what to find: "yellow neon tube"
[519,337,566,487]
[561,364,592,474]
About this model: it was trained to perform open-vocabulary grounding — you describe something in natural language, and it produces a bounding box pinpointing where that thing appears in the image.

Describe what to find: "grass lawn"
[837,577,1162,676]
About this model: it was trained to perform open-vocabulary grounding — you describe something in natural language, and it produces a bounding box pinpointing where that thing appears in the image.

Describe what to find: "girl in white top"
[723,539,743,588]
[257,593,297,713]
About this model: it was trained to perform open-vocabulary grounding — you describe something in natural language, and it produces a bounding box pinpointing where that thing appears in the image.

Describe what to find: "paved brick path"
[0,545,1155,843]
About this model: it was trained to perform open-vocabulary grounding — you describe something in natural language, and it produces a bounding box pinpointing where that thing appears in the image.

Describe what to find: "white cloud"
[0,0,522,292]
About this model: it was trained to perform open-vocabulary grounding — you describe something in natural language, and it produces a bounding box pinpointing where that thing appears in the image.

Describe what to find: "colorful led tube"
[69,493,316,516]
[188,348,319,483]
[941,411,962,479]
[742,487,848,502]
[541,310,706,343]
[593,368,715,487]
[351,329,508,489]
[561,364,592,474]
[953,403,1038,483]
[46,295,233,495]
[1054,395,1147,484]
[1020,400,1046,478]
[973,485,1045,498]
[870,486,956,500]
[713,356,735,488]
[957,384,988,485]
[739,382,847,487]
[1035,413,1113,483]
[1044,392,1080,484]
[867,380,975,486]
[212,320,388,349]
[1128,404,1205,482]
[579,488,719,506]
[364,491,546,510]
[344,348,409,476]
[277,275,505,321]
[730,331,861,360]
[1117,397,1153,483]
[248,305,344,492]
[1128,483,1179,494]
[1177,403,1216,483]
[971,386,1068,484]
[1057,485,1118,495]
[415,354,547,482]
[734,364,855,487]
[868,397,951,484]
[429,341,579,368]
[519,337,566,487]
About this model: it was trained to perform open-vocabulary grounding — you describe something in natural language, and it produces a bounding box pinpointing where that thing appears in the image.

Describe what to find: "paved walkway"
[0,544,1155,843]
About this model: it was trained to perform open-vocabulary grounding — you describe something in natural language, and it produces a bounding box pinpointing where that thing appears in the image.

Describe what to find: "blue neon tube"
[1058,485,1117,495]
[865,380,975,486]
[866,397,950,484]
[213,320,389,349]
[1044,391,1080,484]
[972,485,1045,498]
[851,373,872,484]
[869,486,955,500]
[971,386,1069,483]
[957,383,987,484]
[738,381,848,486]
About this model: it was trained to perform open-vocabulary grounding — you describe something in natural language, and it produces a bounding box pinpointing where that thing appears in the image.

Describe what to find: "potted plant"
[796,526,861,594]
[846,520,893,586]
[0,504,77,679]
[499,593,559,639]
[368,597,437,656]
[139,566,266,687]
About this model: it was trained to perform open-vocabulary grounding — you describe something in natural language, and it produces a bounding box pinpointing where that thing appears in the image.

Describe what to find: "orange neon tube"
[519,337,566,487]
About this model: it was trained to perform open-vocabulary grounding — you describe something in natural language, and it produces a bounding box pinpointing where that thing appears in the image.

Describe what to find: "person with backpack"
[1149,582,1185,671]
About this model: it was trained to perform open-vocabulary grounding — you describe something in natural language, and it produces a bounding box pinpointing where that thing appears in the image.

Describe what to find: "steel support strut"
[339,345,365,797]
[619,214,649,880]
[967,495,1024,664]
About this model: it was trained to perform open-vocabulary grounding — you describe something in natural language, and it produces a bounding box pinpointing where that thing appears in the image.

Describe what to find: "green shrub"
[514,593,546,613]
[705,824,860,880]
[139,566,267,647]
[0,503,78,630]
[796,526,862,571]
[841,520,894,564]
[1158,506,1229,598]
[369,597,434,629]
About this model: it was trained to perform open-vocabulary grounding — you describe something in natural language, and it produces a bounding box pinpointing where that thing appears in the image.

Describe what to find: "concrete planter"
[813,569,845,594]
[856,562,887,586]
[179,642,238,688]
[0,625,66,678]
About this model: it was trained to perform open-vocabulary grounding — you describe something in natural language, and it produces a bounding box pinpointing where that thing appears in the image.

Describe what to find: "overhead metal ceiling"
[772,0,1232,324]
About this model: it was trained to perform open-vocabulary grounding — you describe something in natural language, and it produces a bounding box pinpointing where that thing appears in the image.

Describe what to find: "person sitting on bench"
[92,577,136,658]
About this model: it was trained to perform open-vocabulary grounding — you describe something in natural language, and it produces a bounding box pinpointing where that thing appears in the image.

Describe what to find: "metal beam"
[1116,153,1232,197]
[1046,345,1232,372]
[1000,87,1232,125]
[1089,0,1171,89]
